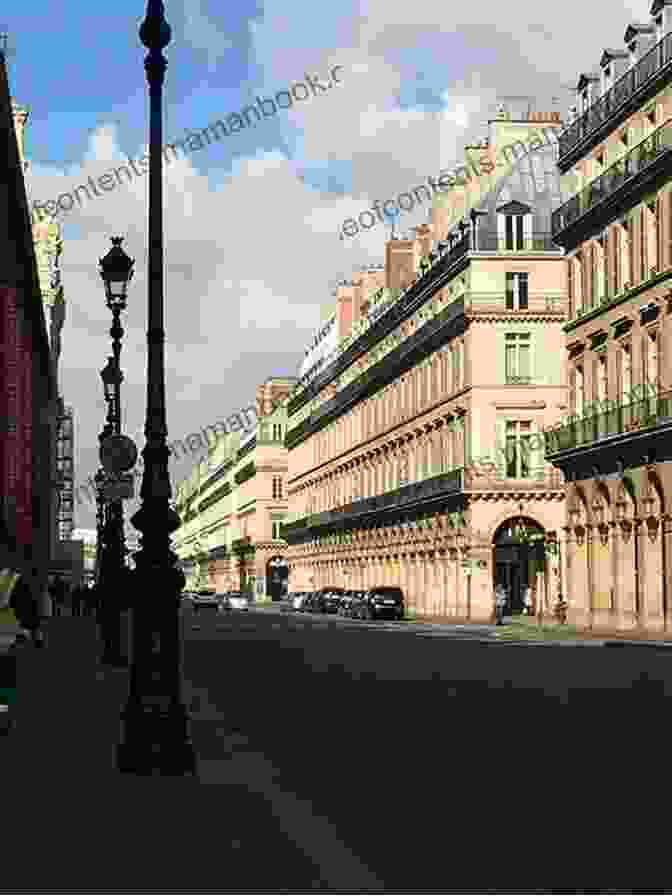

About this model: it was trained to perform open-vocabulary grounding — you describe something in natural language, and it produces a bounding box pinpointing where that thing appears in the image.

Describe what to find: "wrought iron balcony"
[282,469,463,539]
[544,389,672,455]
[463,467,564,490]
[558,33,672,162]
[466,231,560,253]
[506,375,533,385]
[552,120,672,239]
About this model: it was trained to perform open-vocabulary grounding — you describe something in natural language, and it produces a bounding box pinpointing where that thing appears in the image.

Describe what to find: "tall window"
[574,363,584,416]
[271,520,284,540]
[272,476,284,500]
[594,236,606,303]
[619,344,631,398]
[272,423,283,441]
[572,253,583,316]
[505,421,532,478]
[453,342,462,390]
[596,354,608,405]
[505,272,529,309]
[504,214,525,250]
[505,333,531,383]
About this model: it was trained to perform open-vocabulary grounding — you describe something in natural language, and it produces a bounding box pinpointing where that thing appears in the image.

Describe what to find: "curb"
[603,639,672,650]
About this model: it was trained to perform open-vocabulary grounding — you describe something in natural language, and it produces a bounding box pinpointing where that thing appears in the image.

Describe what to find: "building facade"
[545,1,672,633]
[172,377,295,600]
[13,84,74,586]
[284,109,574,620]
[0,47,58,613]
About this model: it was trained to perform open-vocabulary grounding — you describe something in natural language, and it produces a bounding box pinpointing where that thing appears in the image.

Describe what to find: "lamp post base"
[117,698,196,775]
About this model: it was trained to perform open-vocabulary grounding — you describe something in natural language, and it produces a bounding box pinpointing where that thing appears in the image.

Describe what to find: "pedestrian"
[71,585,81,618]
[87,584,99,619]
[49,575,64,617]
[10,569,44,647]
[494,584,507,625]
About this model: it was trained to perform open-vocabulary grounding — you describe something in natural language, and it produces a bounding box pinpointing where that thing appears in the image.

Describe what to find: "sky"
[5,0,643,531]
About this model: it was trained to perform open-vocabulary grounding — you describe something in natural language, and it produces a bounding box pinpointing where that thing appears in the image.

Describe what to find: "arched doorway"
[266,556,289,601]
[492,516,546,615]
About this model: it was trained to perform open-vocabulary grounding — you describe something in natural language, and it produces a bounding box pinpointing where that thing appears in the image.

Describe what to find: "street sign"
[100,435,138,474]
[102,474,134,502]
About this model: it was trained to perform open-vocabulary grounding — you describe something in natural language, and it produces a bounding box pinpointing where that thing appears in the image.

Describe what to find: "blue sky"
[6,0,641,530]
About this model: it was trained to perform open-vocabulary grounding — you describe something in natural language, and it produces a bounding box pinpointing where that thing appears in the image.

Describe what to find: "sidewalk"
[3,614,383,892]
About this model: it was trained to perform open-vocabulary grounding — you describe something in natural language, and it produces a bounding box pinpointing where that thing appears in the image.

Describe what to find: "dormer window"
[655,14,663,43]
[496,200,532,251]
[620,130,629,147]
[628,40,637,68]
[581,89,589,112]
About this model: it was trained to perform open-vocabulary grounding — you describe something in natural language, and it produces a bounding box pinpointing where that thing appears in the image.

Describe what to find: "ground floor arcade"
[564,462,672,633]
[286,490,566,621]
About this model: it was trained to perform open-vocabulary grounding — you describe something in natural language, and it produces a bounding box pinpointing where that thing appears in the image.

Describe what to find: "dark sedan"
[319,588,346,614]
[350,587,405,621]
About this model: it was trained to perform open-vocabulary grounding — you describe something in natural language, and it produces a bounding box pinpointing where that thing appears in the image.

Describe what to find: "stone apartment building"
[0,47,58,611]
[283,108,575,620]
[172,377,295,600]
[545,0,672,633]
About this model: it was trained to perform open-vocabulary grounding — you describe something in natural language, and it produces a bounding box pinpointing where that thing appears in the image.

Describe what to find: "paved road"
[182,607,672,890]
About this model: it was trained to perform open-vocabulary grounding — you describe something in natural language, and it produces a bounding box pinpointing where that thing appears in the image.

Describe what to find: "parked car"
[338,590,362,616]
[318,588,346,614]
[192,589,219,612]
[302,591,321,613]
[351,587,405,621]
[219,592,249,612]
[291,592,309,611]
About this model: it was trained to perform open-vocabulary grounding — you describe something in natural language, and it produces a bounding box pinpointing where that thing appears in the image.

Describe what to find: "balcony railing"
[283,469,463,538]
[558,33,672,160]
[467,231,561,253]
[544,389,672,454]
[506,375,533,385]
[467,292,565,313]
[463,467,564,490]
[553,120,672,237]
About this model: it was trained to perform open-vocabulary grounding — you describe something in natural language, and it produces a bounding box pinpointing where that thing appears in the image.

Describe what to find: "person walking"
[494,583,507,626]
[10,570,44,647]
[71,585,81,618]
[49,576,64,618]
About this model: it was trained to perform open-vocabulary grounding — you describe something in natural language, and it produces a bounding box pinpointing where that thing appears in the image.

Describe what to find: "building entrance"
[492,517,546,615]
[266,556,289,601]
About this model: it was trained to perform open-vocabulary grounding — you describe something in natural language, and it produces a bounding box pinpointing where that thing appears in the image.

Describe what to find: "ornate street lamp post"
[117,0,196,776]
[96,237,135,666]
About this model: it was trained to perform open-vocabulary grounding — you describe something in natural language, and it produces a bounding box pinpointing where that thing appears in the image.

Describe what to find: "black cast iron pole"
[117,0,195,775]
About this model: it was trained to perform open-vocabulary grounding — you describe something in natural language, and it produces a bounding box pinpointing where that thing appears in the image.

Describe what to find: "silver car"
[218,592,250,612]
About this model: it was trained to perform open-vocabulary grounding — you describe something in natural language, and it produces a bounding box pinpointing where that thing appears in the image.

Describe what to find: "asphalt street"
[182,606,672,890]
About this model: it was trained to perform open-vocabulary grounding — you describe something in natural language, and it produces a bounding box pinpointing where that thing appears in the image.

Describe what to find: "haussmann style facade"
[172,377,295,601]
[545,1,672,633]
[283,108,577,621]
